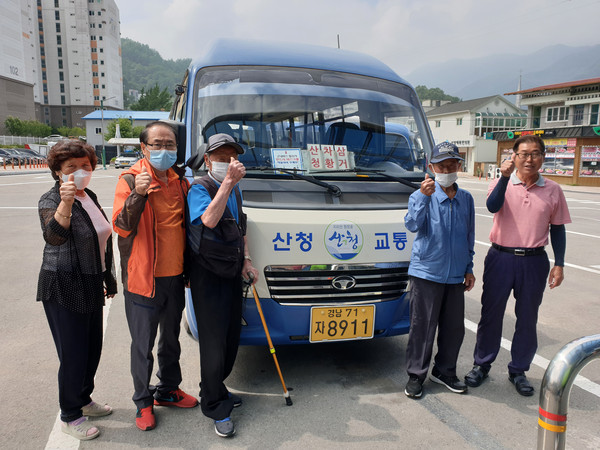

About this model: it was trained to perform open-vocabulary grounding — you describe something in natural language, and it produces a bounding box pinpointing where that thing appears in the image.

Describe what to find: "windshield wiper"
[309,167,421,190]
[246,166,342,197]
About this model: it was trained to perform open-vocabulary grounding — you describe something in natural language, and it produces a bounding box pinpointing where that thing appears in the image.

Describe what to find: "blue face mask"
[148,149,177,171]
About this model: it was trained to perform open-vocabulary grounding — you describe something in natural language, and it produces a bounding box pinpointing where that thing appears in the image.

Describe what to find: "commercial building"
[495,77,600,187]
[82,109,169,149]
[426,95,527,175]
[0,0,122,134]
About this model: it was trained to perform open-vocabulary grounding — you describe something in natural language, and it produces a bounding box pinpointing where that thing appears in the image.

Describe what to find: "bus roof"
[189,39,409,85]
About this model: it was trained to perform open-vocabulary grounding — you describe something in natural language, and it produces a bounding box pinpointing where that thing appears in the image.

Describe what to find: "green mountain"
[121,38,191,108]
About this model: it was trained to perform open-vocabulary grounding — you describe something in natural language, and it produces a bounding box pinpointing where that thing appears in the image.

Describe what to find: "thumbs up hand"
[59,173,77,205]
[420,173,435,196]
[501,153,516,178]
[135,166,152,196]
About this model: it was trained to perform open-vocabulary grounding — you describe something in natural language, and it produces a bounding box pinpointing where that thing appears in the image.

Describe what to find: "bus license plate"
[310,305,375,342]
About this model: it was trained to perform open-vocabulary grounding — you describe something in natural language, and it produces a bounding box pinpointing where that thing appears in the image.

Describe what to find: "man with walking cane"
[186,133,259,438]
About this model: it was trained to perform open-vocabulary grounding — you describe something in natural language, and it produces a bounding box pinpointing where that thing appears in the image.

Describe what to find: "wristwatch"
[244,255,252,261]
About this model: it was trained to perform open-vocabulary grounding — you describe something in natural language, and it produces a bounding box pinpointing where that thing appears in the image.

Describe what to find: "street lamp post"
[100,96,116,170]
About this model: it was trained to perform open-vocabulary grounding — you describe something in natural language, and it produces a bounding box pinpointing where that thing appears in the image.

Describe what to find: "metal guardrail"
[537,334,600,449]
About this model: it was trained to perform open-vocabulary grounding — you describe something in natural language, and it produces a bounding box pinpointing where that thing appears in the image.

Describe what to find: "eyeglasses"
[146,142,177,151]
[515,152,543,160]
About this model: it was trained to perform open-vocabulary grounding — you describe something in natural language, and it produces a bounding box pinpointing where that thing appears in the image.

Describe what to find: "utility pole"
[100,96,116,170]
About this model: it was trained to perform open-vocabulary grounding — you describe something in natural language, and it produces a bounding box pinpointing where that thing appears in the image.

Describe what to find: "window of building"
[90,23,95,28]
[101,84,105,89]
[547,106,569,122]
[92,71,98,76]
[58,59,63,69]
[99,36,103,40]
[98,11,101,16]
[62,107,66,115]
[435,120,441,128]
[60,84,65,93]
[56,23,60,32]
[90,35,96,40]
[590,104,599,125]
[456,118,462,126]
[100,72,105,77]
[44,95,48,104]
[100,60,104,65]
[89,10,94,15]
[54,0,59,7]
[95,127,102,134]
[93,84,99,88]
[99,48,103,53]
[61,95,66,105]
[42,72,47,80]
[55,11,60,20]
[91,48,97,52]
[57,35,61,45]
[57,47,62,57]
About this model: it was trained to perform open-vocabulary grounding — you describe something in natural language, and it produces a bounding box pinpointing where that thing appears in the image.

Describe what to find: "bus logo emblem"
[332,275,357,290]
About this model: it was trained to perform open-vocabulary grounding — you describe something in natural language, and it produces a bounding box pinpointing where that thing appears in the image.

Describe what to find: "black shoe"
[465,365,490,387]
[229,392,242,408]
[214,417,235,437]
[509,372,534,397]
[430,367,468,394]
[404,376,423,399]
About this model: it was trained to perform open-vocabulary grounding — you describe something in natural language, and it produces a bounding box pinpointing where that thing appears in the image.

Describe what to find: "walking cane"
[246,275,293,406]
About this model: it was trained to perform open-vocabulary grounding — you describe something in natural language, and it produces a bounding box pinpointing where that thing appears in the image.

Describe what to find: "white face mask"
[62,169,92,190]
[434,172,458,188]
[210,161,229,182]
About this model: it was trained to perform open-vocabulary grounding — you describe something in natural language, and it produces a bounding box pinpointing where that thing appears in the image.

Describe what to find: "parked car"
[1,148,28,164]
[0,149,16,164]
[114,150,142,169]
[17,148,46,162]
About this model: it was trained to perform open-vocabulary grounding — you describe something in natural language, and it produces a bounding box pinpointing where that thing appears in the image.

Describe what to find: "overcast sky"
[118,0,600,79]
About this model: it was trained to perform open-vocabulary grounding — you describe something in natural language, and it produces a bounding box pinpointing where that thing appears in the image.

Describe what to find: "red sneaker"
[136,405,156,431]
[154,389,198,408]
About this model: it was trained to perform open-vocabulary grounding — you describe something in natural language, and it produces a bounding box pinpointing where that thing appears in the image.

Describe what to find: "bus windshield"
[193,66,431,180]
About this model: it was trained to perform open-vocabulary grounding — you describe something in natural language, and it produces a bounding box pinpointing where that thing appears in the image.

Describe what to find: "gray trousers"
[124,275,185,409]
[406,276,465,380]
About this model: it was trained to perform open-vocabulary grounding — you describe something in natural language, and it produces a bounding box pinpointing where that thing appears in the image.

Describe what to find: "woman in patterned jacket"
[37,140,117,441]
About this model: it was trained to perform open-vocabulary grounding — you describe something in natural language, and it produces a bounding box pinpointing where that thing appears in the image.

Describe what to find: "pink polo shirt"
[488,174,571,248]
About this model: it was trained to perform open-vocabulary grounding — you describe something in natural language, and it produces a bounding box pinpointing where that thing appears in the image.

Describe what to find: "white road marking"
[464,319,600,399]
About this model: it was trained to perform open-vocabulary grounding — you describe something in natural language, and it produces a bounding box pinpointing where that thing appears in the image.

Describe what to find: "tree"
[57,126,86,138]
[130,84,173,111]
[5,117,25,135]
[4,116,51,137]
[104,117,135,140]
[415,85,460,103]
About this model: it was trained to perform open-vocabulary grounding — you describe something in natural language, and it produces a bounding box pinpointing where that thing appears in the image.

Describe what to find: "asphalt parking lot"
[0,168,598,449]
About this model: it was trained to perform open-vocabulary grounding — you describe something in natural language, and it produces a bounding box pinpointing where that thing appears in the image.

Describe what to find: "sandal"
[82,401,113,417]
[509,372,534,396]
[61,416,100,440]
[464,365,489,387]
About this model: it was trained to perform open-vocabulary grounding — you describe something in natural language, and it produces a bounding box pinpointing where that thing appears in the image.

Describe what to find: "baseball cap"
[430,141,464,164]
[205,133,244,154]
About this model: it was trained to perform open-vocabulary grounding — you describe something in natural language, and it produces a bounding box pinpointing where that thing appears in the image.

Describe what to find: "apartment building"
[495,78,600,187]
[0,0,39,134]
[0,0,122,134]
[426,95,526,175]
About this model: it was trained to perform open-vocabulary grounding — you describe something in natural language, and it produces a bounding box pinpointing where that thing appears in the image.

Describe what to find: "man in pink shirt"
[465,135,571,396]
